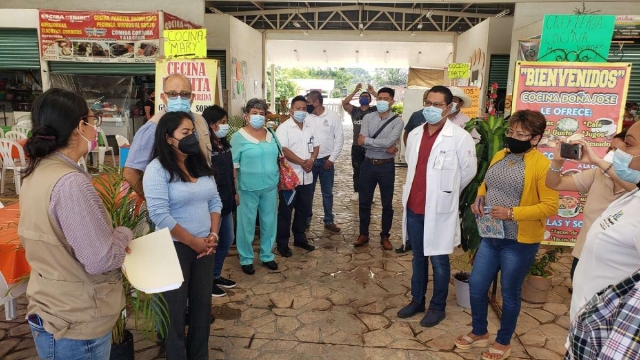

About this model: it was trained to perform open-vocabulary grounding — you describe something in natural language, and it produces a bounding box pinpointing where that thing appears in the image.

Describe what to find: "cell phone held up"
[560,142,583,160]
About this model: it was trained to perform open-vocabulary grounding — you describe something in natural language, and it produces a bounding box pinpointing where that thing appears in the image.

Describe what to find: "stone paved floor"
[0,121,571,359]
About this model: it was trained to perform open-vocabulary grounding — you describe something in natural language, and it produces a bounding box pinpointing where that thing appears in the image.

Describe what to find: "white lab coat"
[402,120,477,256]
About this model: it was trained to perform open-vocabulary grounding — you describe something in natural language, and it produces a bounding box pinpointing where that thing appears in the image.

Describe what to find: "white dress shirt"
[275,119,316,185]
[306,107,344,162]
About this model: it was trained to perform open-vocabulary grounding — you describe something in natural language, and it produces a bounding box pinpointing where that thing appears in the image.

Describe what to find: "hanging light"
[417,22,424,30]
[294,50,300,61]
[410,31,417,37]
[292,21,301,28]
[323,50,328,63]
[385,51,390,63]
[356,50,359,63]
[416,51,422,63]
[359,29,364,37]
[303,30,309,36]
[426,10,434,18]
[495,9,510,18]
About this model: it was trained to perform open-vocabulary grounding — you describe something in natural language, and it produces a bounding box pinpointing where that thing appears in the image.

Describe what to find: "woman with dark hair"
[143,111,222,360]
[19,88,133,360]
[454,110,559,360]
[202,105,238,297]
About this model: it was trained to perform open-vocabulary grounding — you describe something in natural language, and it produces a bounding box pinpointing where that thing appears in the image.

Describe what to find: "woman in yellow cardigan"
[454,110,559,360]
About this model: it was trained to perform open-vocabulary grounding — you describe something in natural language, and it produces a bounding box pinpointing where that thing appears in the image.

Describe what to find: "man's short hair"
[427,86,453,105]
[291,95,307,108]
[307,90,323,105]
[377,87,395,98]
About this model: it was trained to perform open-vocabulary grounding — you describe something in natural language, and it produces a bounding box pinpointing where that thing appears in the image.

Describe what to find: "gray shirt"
[360,111,403,159]
[484,153,525,240]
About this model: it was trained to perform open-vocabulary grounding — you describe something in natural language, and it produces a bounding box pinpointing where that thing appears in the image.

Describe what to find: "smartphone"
[561,143,582,160]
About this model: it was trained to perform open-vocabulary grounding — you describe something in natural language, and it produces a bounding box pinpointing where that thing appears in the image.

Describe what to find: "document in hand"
[122,228,184,293]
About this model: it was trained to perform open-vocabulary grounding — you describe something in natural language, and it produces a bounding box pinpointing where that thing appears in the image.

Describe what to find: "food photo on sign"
[512,61,631,246]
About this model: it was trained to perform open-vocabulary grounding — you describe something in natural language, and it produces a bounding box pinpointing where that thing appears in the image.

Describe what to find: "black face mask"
[507,137,533,154]
[175,133,200,155]
[306,104,315,114]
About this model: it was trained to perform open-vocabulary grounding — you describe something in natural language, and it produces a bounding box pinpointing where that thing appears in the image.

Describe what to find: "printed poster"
[512,61,631,246]
[460,87,481,119]
[39,10,159,63]
[155,59,219,115]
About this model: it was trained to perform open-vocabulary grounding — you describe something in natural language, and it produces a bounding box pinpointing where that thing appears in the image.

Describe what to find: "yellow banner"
[155,59,218,114]
[163,29,207,59]
[448,63,470,79]
[460,87,481,119]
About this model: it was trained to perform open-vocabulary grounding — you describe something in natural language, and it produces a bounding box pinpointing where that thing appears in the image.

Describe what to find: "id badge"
[434,155,445,170]
[308,142,314,153]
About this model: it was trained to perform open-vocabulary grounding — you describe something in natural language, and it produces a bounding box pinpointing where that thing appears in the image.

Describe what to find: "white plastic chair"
[115,134,130,147]
[11,126,30,138]
[0,127,5,138]
[0,139,26,194]
[91,128,115,171]
[4,131,27,141]
[14,118,32,129]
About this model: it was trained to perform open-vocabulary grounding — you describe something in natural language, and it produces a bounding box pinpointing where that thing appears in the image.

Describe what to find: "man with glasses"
[124,73,212,198]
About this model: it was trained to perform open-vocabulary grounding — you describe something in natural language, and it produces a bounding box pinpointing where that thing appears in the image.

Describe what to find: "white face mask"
[214,124,229,138]
[603,150,615,164]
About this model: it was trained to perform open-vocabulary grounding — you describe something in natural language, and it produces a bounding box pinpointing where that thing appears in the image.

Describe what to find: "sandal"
[482,346,511,360]
[454,334,489,350]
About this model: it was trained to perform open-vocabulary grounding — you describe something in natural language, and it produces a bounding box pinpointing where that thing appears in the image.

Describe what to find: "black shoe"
[211,284,226,297]
[395,243,412,253]
[214,277,237,289]
[397,301,426,318]
[294,242,316,251]
[420,309,445,327]
[262,260,278,270]
[241,264,255,275]
[278,246,293,257]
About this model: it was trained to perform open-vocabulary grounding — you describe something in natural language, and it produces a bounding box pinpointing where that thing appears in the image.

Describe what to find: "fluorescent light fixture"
[426,10,434,18]
[294,50,300,61]
[417,23,423,30]
[208,7,224,15]
[411,31,416,37]
[359,29,364,37]
[303,30,309,36]
[356,50,359,63]
[495,9,510,18]
[359,23,364,29]
[293,21,301,28]
[385,51,389,63]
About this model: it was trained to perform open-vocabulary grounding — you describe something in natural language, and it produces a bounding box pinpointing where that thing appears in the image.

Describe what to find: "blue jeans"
[407,208,450,311]
[469,238,539,345]
[309,157,335,225]
[28,315,111,360]
[214,212,234,278]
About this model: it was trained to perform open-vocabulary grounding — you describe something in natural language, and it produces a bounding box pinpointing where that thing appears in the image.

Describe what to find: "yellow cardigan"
[477,149,559,244]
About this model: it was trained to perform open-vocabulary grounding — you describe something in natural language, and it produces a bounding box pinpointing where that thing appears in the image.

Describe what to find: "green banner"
[539,15,615,62]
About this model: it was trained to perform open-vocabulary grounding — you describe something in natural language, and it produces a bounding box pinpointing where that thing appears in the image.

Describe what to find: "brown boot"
[353,234,370,247]
[381,236,393,250]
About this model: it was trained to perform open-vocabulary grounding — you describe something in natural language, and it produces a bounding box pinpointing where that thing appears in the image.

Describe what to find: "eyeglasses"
[424,101,447,108]
[164,91,192,100]
[505,129,532,140]
[81,114,102,127]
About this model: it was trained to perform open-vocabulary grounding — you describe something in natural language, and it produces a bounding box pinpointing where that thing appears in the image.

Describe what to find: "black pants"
[351,145,366,192]
[570,257,579,281]
[276,183,313,248]
[359,160,395,237]
[164,242,214,360]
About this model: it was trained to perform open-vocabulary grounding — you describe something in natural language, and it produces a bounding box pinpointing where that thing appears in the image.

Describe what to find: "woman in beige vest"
[19,88,134,360]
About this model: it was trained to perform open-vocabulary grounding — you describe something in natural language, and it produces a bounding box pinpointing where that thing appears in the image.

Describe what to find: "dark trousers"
[358,160,395,237]
[570,257,579,281]
[277,183,313,248]
[351,145,366,192]
[164,242,214,360]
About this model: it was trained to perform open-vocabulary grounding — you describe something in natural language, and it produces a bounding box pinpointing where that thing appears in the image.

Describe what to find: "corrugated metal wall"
[609,44,640,103]
[0,29,39,70]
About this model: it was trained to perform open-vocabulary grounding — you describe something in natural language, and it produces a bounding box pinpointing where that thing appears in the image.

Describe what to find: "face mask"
[612,149,640,183]
[507,137,533,154]
[359,97,371,106]
[175,133,200,155]
[77,123,98,153]
[377,101,389,113]
[422,106,444,125]
[214,124,229,138]
[603,150,615,163]
[306,104,315,114]
[167,97,191,113]
[293,111,307,123]
[249,114,265,129]
[450,102,458,113]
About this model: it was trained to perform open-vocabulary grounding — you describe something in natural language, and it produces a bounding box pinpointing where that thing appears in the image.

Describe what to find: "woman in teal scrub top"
[231,98,280,275]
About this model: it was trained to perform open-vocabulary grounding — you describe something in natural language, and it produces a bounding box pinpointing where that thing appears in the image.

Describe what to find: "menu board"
[155,59,219,115]
[512,61,631,246]
[39,10,160,63]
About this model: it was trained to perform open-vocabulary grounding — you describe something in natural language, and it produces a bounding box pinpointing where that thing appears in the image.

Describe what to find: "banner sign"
[614,15,640,39]
[164,12,201,30]
[512,61,631,246]
[460,87,481,119]
[163,29,207,59]
[39,10,159,63]
[448,63,470,79]
[155,59,219,114]
[539,14,616,62]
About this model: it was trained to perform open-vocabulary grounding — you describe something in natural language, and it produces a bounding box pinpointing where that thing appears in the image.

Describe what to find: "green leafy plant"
[459,115,509,253]
[227,115,245,142]
[391,102,403,115]
[529,247,564,278]
[92,166,169,345]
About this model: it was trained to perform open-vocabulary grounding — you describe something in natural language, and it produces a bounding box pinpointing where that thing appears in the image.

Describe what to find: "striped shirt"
[49,152,133,274]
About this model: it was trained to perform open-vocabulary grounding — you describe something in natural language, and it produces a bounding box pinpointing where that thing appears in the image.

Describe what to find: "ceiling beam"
[363,11,384,30]
[337,11,358,31]
[262,15,276,30]
[297,13,315,30]
[227,5,492,19]
[319,11,337,30]
[461,4,473,12]
[280,13,296,29]
[384,11,402,31]
[250,1,263,10]
[463,17,474,28]
[446,17,462,31]
[428,16,441,32]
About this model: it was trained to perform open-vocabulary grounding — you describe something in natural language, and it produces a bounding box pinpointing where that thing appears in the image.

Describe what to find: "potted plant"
[92,167,169,360]
[521,246,564,304]
[451,252,473,308]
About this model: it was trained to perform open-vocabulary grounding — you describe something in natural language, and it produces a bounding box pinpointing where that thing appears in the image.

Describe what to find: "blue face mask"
[450,102,458,113]
[167,97,191,113]
[377,100,389,113]
[422,106,444,124]
[249,114,265,129]
[293,111,307,123]
[612,149,640,183]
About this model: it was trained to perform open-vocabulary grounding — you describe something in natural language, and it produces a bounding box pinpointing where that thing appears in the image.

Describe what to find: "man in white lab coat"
[397,86,477,327]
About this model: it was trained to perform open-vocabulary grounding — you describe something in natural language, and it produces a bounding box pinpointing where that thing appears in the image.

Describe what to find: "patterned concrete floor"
[0,121,571,359]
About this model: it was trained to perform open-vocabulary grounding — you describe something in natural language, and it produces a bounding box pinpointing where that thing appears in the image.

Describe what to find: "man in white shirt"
[305,90,344,233]
[275,96,319,258]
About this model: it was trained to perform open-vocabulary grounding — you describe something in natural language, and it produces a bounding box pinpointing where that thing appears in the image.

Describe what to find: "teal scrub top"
[231,128,280,191]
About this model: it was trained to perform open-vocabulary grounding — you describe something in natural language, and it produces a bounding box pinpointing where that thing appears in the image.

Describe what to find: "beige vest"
[18,154,124,340]
[150,110,212,164]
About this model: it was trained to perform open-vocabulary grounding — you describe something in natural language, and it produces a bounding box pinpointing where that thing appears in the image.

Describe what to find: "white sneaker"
[351,192,359,202]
